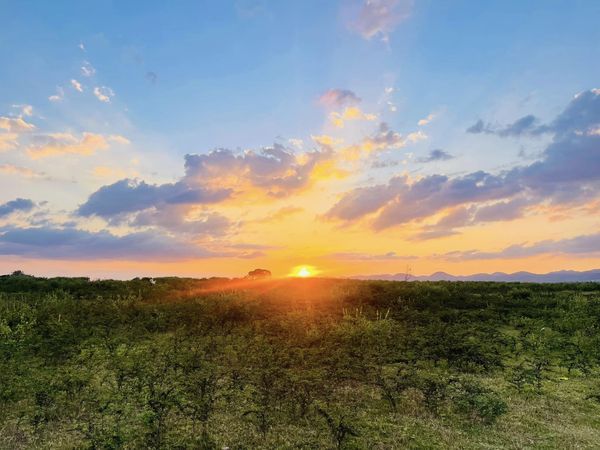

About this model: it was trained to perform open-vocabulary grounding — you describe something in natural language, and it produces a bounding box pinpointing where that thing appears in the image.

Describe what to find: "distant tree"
[246,269,272,280]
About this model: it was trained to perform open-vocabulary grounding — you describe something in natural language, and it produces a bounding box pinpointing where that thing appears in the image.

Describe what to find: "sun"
[289,265,318,278]
[297,267,312,277]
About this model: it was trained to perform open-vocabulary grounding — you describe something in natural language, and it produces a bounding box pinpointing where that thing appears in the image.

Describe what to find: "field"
[1,274,600,449]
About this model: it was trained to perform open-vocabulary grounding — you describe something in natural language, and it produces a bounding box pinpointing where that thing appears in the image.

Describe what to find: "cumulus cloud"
[93,86,115,103]
[0,198,35,218]
[78,143,335,241]
[318,89,361,109]
[351,0,413,41]
[183,144,333,197]
[326,89,600,231]
[26,132,128,159]
[416,149,454,163]
[77,179,232,218]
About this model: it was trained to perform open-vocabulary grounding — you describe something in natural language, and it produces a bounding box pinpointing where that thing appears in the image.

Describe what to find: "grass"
[0,275,599,448]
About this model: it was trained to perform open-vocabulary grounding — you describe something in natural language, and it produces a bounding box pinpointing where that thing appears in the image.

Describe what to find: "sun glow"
[290,265,317,278]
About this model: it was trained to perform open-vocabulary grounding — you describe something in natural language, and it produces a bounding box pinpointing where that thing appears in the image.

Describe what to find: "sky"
[1,0,600,279]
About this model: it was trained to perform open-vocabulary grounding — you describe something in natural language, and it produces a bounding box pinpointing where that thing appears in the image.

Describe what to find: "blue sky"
[1,0,599,278]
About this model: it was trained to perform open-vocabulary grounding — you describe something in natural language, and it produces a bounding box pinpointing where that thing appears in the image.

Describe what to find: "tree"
[246,269,272,280]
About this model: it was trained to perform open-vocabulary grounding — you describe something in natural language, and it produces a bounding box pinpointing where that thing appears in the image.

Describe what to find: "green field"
[1,274,599,449]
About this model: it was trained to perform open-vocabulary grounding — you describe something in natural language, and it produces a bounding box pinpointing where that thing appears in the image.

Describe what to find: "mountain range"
[351,269,600,283]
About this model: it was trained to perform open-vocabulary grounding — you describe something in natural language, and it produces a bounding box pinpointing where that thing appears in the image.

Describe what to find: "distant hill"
[351,269,600,283]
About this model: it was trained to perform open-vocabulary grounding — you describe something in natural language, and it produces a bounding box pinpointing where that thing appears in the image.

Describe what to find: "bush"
[453,380,507,424]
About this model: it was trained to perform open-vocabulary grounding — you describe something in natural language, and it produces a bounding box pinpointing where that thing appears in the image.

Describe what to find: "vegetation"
[1,272,599,449]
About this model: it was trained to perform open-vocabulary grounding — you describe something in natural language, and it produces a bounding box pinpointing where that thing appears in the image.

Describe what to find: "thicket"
[1,274,599,448]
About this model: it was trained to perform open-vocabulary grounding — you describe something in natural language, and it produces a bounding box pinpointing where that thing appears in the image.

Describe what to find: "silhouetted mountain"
[351,269,600,283]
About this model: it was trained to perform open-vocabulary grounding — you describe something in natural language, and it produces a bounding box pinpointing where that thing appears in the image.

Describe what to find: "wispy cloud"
[48,87,65,102]
[0,164,44,179]
[416,149,454,163]
[418,112,436,126]
[318,89,361,109]
[329,106,377,128]
[0,133,19,151]
[0,116,35,132]
[70,79,84,92]
[351,0,414,42]
[26,132,129,159]
[81,60,96,77]
[93,86,114,103]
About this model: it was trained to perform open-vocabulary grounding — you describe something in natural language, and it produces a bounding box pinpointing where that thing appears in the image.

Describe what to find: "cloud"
[442,232,600,261]
[77,179,232,219]
[318,89,361,109]
[70,79,84,92]
[410,198,530,241]
[472,197,531,223]
[351,0,413,41]
[81,61,96,77]
[329,106,377,128]
[0,226,220,261]
[0,133,19,151]
[0,164,44,179]
[330,251,416,260]
[12,104,33,117]
[26,133,128,159]
[257,206,304,223]
[326,89,600,231]
[417,149,454,163]
[78,143,335,240]
[183,144,333,197]
[0,116,35,132]
[417,113,436,126]
[467,115,540,137]
[93,86,115,103]
[146,71,158,84]
[371,159,400,169]
[342,122,426,159]
[0,198,35,218]
[132,209,233,237]
[49,87,65,102]
[325,183,398,222]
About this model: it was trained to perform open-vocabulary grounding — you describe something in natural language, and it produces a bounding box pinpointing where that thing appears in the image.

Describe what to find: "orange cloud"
[27,133,129,159]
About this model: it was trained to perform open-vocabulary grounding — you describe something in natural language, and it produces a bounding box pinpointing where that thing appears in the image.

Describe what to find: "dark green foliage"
[0,275,599,448]
[452,379,507,424]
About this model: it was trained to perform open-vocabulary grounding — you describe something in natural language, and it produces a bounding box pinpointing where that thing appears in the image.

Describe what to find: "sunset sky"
[1,0,599,279]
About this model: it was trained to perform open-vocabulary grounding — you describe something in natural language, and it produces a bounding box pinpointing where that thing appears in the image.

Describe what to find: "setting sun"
[297,267,311,277]
[290,265,318,278]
